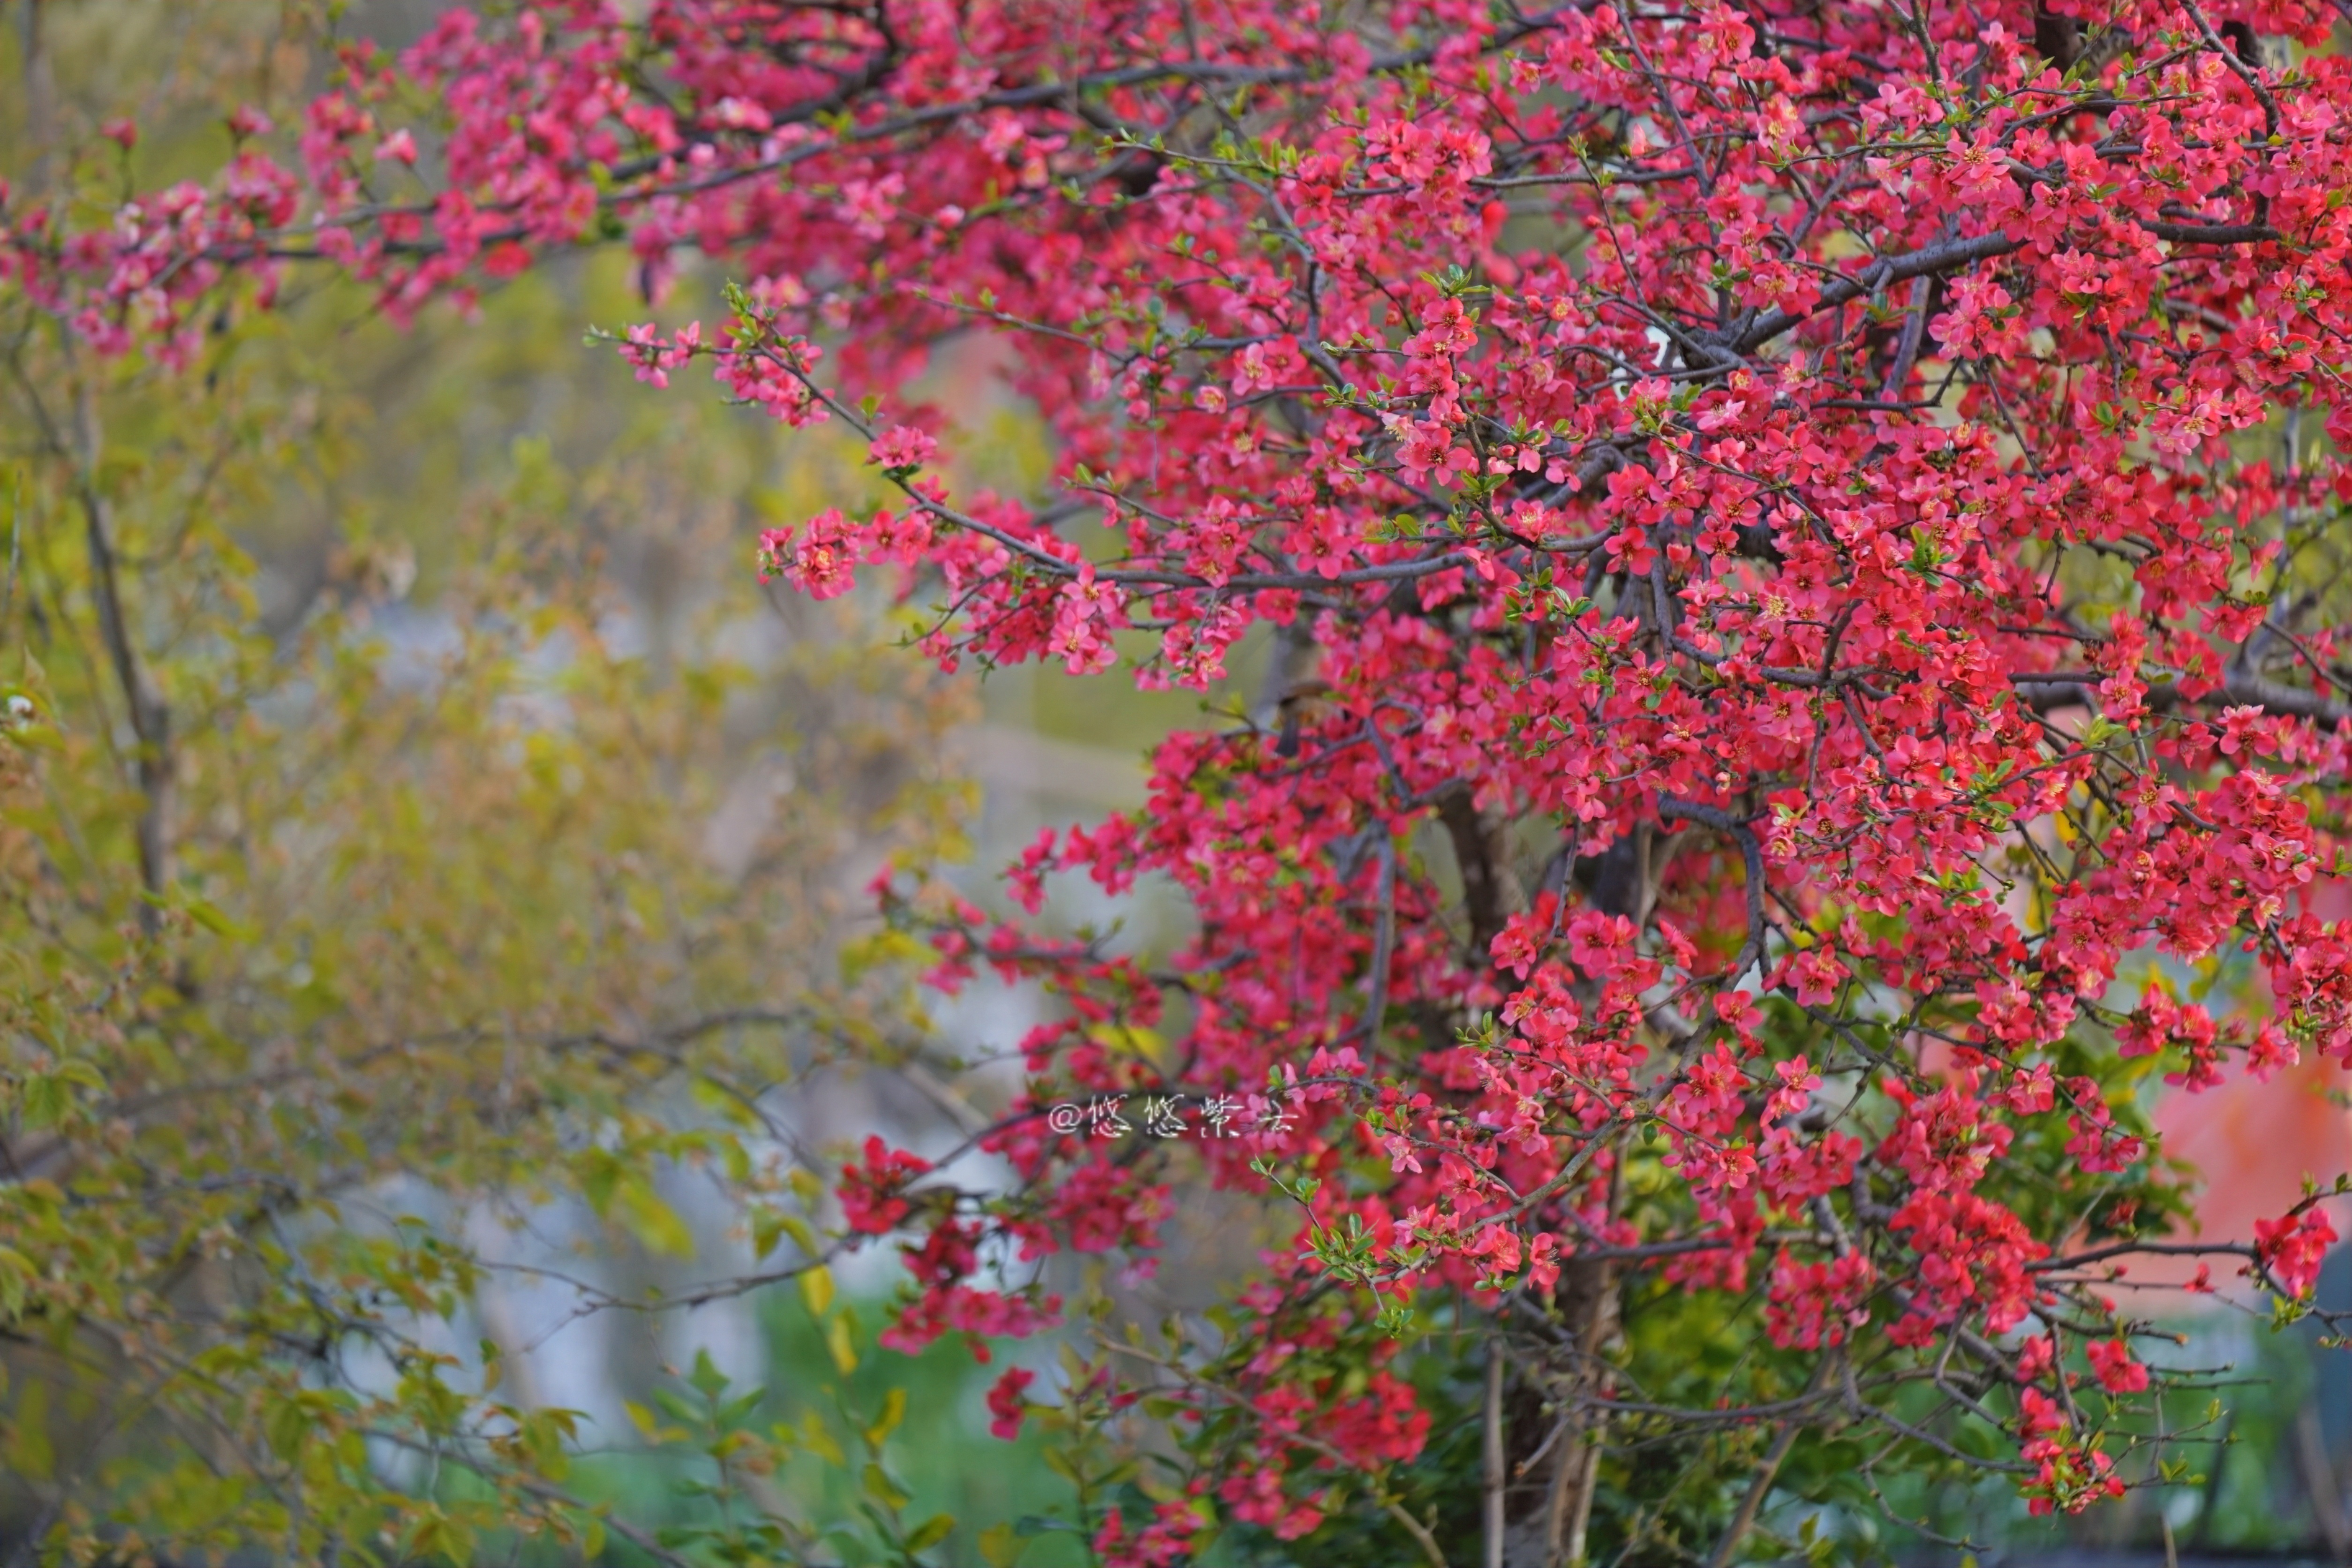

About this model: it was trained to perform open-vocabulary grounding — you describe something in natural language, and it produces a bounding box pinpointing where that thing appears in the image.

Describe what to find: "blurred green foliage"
[426,1289,1090,1568]
[0,6,1003,1565]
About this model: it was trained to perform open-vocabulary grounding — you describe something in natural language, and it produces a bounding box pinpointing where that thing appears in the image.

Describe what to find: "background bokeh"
[1,3,2348,1564]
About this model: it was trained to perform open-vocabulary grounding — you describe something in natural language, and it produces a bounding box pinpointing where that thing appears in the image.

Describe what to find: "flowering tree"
[10,0,2352,1562]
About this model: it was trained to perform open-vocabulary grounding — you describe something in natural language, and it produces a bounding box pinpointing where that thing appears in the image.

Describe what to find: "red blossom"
[2086,1339,2150,1395]
[2254,1209,2338,1299]
[837,1135,929,1236]
[986,1365,1035,1441]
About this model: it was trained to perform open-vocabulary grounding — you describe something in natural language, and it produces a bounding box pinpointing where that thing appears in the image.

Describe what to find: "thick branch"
[1658,797,1768,973]
[1440,783,1513,961]
[1728,233,2025,358]
[2011,667,2350,724]
[69,375,173,921]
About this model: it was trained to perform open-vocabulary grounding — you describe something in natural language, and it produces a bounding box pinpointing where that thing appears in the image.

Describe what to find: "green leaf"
[865,1386,907,1447]
[905,1513,955,1553]
[7,1378,52,1480]
[51,1059,105,1093]
[979,1522,1023,1567]
[0,1245,37,1319]
[827,1311,859,1376]
[265,1396,311,1461]
[404,1508,475,1566]
[862,1461,911,1511]
[616,1179,696,1259]
[182,895,256,940]
[799,1263,835,1319]
[798,1413,845,1467]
